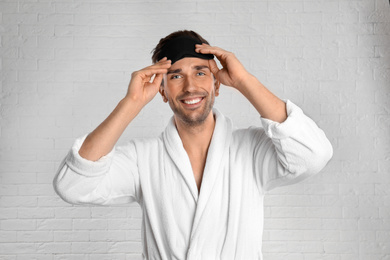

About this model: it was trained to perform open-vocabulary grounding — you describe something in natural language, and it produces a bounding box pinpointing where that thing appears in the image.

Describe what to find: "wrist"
[118,96,144,121]
[235,73,258,95]
[121,95,145,112]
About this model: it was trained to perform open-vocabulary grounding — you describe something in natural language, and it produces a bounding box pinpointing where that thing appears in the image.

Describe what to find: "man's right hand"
[78,58,171,161]
[125,57,171,107]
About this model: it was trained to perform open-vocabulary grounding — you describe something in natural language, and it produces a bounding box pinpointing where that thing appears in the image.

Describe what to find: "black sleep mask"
[157,36,214,64]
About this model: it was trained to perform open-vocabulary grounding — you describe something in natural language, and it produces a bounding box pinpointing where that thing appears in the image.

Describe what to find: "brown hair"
[151,30,210,63]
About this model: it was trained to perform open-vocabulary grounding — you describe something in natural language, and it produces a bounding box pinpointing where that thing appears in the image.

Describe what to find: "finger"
[153,59,172,68]
[142,61,171,75]
[195,44,226,56]
[152,73,164,86]
[208,59,220,77]
[142,68,170,78]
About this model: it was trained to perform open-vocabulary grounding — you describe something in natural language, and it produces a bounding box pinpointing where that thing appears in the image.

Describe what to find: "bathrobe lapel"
[190,109,232,239]
[163,116,199,202]
[162,109,233,241]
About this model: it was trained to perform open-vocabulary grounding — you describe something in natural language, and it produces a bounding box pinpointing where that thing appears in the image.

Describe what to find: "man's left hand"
[195,44,252,91]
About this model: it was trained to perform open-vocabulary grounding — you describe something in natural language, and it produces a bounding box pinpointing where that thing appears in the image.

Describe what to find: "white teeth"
[183,98,202,105]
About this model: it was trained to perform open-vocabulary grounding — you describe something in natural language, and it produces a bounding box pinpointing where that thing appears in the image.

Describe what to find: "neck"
[174,111,216,154]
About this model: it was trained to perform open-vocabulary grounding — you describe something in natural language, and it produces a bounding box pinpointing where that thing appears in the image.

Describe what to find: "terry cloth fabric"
[53,100,333,260]
[157,36,214,64]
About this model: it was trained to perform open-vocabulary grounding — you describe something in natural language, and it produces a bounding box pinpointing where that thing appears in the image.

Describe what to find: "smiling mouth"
[181,97,204,105]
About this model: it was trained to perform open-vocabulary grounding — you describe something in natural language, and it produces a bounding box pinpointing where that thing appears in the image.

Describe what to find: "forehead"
[169,57,209,70]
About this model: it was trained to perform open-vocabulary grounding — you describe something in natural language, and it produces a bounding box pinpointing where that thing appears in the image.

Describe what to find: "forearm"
[237,75,287,123]
[78,97,143,161]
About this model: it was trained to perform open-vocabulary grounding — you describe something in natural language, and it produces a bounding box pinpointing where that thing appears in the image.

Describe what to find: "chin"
[173,102,214,127]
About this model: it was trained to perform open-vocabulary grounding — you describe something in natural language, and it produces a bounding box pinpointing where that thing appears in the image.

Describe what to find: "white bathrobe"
[54,100,333,260]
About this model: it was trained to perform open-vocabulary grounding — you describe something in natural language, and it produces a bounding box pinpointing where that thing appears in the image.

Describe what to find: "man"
[54,30,333,259]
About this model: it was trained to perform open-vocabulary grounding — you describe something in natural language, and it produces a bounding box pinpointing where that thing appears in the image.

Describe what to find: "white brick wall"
[1,0,389,259]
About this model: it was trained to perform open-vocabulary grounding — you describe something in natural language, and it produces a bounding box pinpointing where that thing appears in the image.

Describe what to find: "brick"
[0,208,17,220]
[54,231,89,242]
[19,25,55,36]
[0,231,17,242]
[269,229,304,241]
[126,254,143,260]
[126,230,142,241]
[1,24,18,36]
[0,3,18,13]
[54,25,89,37]
[54,3,90,14]
[0,46,18,59]
[18,254,52,260]
[19,3,55,14]
[107,218,142,230]
[262,241,288,253]
[0,196,37,208]
[17,231,53,242]
[37,242,71,254]
[287,12,322,24]
[52,254,88,260]
[359,34,390,46]
[196,2,233,12]
[0,185,18,196]
[324,242,358,254]
[3,59,37,70]
[73,35,112,50]
[74,14,109,25]
[232,2,267,13]
[54,207,91,219]
[20,47,55,60]
[18,207,55,219]
[73,219,108,230]
[36,219,72,230]
[38,14,73,25]
[268,206,306,218]
[376,231,390,242]
[38,36,73,49]
[89,230,126,242]
[108,241,142,253]
[323,219,358,231]
[0,242,37,254]
[323,12,359,24]
[268,1,303,13]
[304,1,338,12]
[88,254,127,260]
[1,219,36,231]
[2,13,37,24]
[71,242,108,253]
[338,23,374,35]
[374,22,390,34]
[17,70,56,83]
[360,10,390,23]
[288,241,323,252]
[267,24,301,36]
[90,207,127,218]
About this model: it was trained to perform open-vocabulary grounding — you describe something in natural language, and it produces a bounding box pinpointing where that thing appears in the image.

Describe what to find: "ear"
[214,78,221,97]
[159,84,168,103]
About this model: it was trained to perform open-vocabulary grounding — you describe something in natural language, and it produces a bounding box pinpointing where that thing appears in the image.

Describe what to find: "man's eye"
[197,72,205,76]
[171,75,181,79]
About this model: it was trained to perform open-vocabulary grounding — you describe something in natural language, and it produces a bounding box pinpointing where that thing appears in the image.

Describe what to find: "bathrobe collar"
[162,108,233,203]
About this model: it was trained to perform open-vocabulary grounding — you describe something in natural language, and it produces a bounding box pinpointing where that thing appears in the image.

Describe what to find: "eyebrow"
[167,65,210,75]
[167,69,181,75]
[194,65,210,71]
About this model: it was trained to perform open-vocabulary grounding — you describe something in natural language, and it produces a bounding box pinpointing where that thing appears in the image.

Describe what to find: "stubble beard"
[169,93,215,127]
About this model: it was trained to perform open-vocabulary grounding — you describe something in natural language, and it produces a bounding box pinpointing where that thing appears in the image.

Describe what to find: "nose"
[182,76,197,93]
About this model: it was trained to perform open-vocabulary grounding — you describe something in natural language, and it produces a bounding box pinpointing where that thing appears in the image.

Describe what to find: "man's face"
[160,57,220,126]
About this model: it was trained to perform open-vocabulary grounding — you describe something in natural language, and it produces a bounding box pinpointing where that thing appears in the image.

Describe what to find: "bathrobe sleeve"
[53,135,141,205]
[256,100,333,192]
